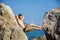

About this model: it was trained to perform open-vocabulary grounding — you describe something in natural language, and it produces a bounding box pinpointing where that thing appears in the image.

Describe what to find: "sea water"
[25,30,45,40]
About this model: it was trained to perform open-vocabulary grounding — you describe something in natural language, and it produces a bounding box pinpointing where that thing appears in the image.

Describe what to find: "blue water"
[25,30,45,40]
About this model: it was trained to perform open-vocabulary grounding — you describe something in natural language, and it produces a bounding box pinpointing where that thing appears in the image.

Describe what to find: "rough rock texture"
[0,3,28,40]
[32,36,47,40]
[43,7,60,40]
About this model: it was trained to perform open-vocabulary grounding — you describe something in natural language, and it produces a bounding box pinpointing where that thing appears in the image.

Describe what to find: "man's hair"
[18,14,23,19]
[18,14,23,16]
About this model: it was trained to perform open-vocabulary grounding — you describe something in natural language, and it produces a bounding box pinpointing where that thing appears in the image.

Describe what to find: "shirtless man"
[16,14,43,31]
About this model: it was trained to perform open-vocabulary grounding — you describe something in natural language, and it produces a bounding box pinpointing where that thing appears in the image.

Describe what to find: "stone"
[32,36,47,40]
[43,7,60,40]
[0,3,28,40]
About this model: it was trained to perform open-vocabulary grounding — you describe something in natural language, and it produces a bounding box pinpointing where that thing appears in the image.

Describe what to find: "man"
[16,14,25,29]
[15,14,43,31]
[16,14,46,40]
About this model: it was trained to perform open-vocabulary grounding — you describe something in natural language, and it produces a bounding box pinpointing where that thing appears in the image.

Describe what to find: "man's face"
[19,16,24,20]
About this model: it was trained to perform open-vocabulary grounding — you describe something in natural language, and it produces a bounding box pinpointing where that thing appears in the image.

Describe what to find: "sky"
[0,0,60,26]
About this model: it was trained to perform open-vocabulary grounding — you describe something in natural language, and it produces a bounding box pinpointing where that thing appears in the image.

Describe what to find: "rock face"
[0,3,28,40]
[43,7,60,40]
[32,36,47,40]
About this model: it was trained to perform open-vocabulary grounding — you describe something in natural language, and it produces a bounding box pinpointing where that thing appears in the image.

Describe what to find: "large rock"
[0,3,28,40]
[32,36,47,40]
[43,7,60,40]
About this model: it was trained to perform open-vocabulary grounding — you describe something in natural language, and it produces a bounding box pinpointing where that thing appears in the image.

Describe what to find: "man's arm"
[16,15,25,29]
[18,20,25,29]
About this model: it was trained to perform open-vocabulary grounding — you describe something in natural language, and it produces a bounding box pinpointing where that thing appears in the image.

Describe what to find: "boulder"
[0,3,28,40]
[43,7,60,40]
[32,36,47,40]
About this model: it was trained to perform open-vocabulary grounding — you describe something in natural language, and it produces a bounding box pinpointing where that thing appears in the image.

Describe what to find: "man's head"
[18,14,24,20]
